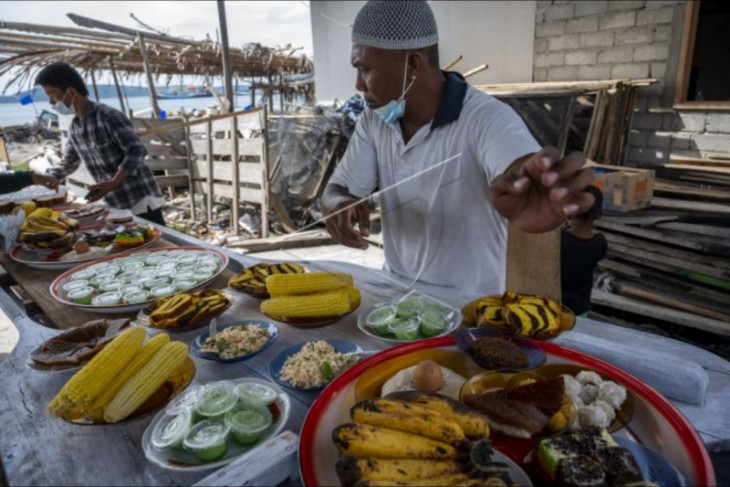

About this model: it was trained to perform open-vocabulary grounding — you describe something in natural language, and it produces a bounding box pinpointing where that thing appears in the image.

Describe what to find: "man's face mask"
[52,89,74,115]
[374,54,415,124]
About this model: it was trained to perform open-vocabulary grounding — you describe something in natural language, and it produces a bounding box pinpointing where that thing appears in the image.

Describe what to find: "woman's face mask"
[374,54,415,124]
[52,89,74,115]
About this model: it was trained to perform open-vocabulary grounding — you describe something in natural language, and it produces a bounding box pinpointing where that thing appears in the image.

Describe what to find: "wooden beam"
[136,107,263,137]
[651,196,730,215]
[137,33,160,118]
[592,289,730,337]
[89,69,99,102]
[206,121,214,224]
[108,57,126,114]
[462,63,489,79]
[217,0,234,113]
[443,54,463,71]
[231,114,240,233]
[261,107,270,238]
[227,232,335,252]
[67,13,198,46]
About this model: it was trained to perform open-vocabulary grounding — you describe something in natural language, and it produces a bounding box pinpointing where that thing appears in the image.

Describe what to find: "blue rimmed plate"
[191,320,279,363]
[455,327,547,371]
[269,339,363,392]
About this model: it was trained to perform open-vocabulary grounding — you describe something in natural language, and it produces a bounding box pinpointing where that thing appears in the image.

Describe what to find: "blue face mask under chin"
[374,56,415,124]
[52,90,74,115]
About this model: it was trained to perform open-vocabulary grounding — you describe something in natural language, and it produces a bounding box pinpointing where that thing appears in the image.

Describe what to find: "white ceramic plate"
[141,377,290,472]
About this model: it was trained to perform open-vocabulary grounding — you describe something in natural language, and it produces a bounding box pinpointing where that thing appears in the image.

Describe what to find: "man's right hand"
[324,198,371,250]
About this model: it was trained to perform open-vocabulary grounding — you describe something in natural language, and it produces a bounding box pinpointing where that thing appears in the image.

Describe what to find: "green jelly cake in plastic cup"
[67,286,94,305]
[418,309,448,337]
[92,291,122,306]
[99,279,124,293]
[70,268,95,281]
[151,284,177,299]
[151,408,192,451]
[193,382,238,423]
[90,274,115,287]
[173,279,197,291]
[387,317,421,340]
[144,277,170,290]
[225,405,272,445]
[124,290,150,304]
[182,420,230,462]
[235,382,278,409]
[62,279,89,297]
[395,298,422,318]
[366,305,397,336]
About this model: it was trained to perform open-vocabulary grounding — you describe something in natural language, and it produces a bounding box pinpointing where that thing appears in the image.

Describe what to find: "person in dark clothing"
[561,185,607,315]
[34,62,166,226]
[0,170,58,195]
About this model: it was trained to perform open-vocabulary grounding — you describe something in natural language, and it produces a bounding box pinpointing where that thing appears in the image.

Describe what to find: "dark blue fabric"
[431,70,468,129]
[0,171,34,195]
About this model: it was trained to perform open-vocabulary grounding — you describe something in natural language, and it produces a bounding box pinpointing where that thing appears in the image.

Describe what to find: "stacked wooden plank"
[592,192,730,337]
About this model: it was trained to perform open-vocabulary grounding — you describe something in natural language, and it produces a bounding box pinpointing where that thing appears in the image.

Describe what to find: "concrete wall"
[534,0,730,166]
[310,0,537,103]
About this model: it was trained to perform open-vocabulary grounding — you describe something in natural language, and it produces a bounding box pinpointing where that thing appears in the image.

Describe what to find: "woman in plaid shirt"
[35,62,166,226]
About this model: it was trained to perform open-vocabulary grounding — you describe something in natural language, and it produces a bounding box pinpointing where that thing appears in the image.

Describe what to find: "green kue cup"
[151,284,176,298]
[225,406,272,445]
[99,279,123,293]
[62,279,88,297]
[387,317,420,340]
[90,274,115,287]
[366,305,397,336]
[182,420,230,462]
[67,286,94,305]
[235,383,278,409]
[418,310,447,337]
[395,299,422,318]
[92,291,122,306]
[173,279,197,291]
[144,277,170,290]
[124,290,149,304]
[70,268,95,281]
[193,383,238,423]
[151,409,192,452]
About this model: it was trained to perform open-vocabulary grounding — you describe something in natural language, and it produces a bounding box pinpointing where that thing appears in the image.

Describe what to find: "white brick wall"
[534,0,730,165]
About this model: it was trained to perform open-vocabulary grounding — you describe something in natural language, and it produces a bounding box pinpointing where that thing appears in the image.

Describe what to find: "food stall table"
[0,224,727,486]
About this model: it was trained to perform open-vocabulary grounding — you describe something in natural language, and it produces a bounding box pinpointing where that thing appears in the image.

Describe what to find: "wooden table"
[0,225,727,486]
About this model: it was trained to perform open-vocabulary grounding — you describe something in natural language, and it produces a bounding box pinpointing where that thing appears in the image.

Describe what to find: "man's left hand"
[491,147,595,233]
[86,179,117,202]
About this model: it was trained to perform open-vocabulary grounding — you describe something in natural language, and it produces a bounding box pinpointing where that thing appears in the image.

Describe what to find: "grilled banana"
[333,423,457,460]
[383,391,489,439]
[336,457,463,486]
[351,398,466,445]
[352,473,472,486]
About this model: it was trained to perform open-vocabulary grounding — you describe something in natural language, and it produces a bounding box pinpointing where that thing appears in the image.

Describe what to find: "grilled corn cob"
[261,288,351,318]
[346,286,362,311]
[103,341,188,423]
[266,272,353,296]
[84,333,170,421]
[47,327,145,418]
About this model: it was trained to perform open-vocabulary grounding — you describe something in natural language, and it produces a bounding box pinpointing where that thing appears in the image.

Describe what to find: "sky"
[0,0,314,90]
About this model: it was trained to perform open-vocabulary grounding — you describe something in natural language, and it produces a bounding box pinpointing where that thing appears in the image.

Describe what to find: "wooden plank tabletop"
[0,239,234,330]
[0,225,727,486]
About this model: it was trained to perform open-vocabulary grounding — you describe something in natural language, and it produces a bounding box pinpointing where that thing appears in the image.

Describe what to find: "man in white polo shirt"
[321,0,595,295]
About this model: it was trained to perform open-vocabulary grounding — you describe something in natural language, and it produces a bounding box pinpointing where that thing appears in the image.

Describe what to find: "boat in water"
[156,85,211,100]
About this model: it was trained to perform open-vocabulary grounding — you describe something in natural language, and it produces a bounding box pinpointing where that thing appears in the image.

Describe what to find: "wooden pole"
[261,106,270,238]
[230,114,240,233]
[251,85,256,108]
[137,33,161,118]
[217,0,234,113]
[136,106,264,137]
[443,54,463,71]
[89,70,100,102]
[206,121,214,224]
[108,58,126,113]
[463,64,489,79]
[184,124,196,222]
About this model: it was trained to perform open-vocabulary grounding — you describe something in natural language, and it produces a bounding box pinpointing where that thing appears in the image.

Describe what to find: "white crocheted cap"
[352,0,439,50]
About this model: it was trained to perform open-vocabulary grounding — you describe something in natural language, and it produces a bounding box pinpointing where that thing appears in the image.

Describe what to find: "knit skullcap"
[352,0,439,50]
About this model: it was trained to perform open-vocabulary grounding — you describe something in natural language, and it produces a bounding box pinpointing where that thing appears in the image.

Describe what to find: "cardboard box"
[590,164,655,212]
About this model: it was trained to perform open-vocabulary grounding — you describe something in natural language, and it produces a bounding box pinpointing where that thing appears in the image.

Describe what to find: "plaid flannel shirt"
[50,102,162,210]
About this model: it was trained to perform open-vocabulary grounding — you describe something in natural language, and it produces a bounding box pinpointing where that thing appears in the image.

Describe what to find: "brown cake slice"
[487,376,565,417]
[464,394,550,438]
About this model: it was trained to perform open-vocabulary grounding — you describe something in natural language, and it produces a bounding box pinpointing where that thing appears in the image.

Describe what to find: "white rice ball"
[578,404,610,429]
[593,399,616,424]
[562,374,582,398]
[576,370,603,386]
[598,381,627,409]
[578,383,599,405]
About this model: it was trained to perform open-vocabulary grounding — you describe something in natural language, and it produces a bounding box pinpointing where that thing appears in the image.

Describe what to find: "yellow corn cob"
[266,272,353,297]
[261,289,351,318]
[346,286,361,311]
[47,327,145,418]
[84,333,171,421]
[103,341,189,423]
